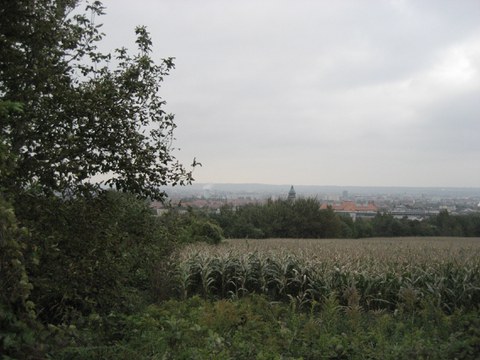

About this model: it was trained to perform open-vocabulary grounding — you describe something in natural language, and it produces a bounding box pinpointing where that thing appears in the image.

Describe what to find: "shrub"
[191,220,224,245]
[159,208,224,245]
[16,191,174,325]
[0,196,43,358]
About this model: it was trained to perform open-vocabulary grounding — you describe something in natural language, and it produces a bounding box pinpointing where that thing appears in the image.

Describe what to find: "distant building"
[320,201,378,220]
[287,185,296,201]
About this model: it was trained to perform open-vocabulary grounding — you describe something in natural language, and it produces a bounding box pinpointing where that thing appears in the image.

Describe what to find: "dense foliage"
[0,1,196,357]
[209,199,480,238]
[0,197,43,358]
[52,295,480,359]
[211,199,344,239]
[19,192,174,323]
[0,0,194,199]
[159,207,224,245]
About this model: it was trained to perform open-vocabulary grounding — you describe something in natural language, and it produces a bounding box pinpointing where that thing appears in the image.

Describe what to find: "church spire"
[287,185,296,201]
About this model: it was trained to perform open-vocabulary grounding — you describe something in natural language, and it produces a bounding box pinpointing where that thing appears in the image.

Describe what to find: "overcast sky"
[98,0,480,187]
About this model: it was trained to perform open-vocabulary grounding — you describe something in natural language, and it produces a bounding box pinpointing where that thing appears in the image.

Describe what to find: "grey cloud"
[100,0,480,187]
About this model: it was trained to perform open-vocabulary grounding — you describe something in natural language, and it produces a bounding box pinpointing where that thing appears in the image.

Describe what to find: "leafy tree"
[291,198,323,237]
[211,205,238,237]
[18,191,172,324]
[159,207,224,244]
[213,201,480,239]
[212,199,349,239]
[263,200,289,237]
[338,214,355,238]
[0,101,45,358]
[0,0,196,337]
[432,210,464,236]
[353,217,373,238]
[318,206,343,238]
[0,196,42,358]
[371,213,406,237]
[0,0,194,200]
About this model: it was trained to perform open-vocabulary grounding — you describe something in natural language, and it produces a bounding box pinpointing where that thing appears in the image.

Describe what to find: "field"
[170,237,480,312]
[60,238,480,359]
[181,237,480,264]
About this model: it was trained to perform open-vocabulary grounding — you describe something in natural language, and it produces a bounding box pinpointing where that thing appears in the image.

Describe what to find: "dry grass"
[180,237,480,265]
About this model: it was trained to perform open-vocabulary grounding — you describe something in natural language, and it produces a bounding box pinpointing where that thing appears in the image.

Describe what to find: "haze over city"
[99,0,480,188]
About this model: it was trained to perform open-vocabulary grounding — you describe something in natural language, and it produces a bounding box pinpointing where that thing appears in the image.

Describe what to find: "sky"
[97,0,480,187]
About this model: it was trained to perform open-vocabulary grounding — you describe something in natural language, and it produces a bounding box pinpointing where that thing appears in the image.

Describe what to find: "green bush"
[0,196,43,359]
[51,295,480,359]
[191,219,224,245]
[15,191,174,325]
[159,208,224,245]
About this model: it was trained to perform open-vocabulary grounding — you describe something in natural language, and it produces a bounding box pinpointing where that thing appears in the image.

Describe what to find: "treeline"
[203,198,480,238]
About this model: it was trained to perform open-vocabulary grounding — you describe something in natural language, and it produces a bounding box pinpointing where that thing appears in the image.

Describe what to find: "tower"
[287,185,296,201]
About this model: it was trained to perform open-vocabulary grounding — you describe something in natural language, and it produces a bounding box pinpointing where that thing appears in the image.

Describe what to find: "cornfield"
[167,237,480,312]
